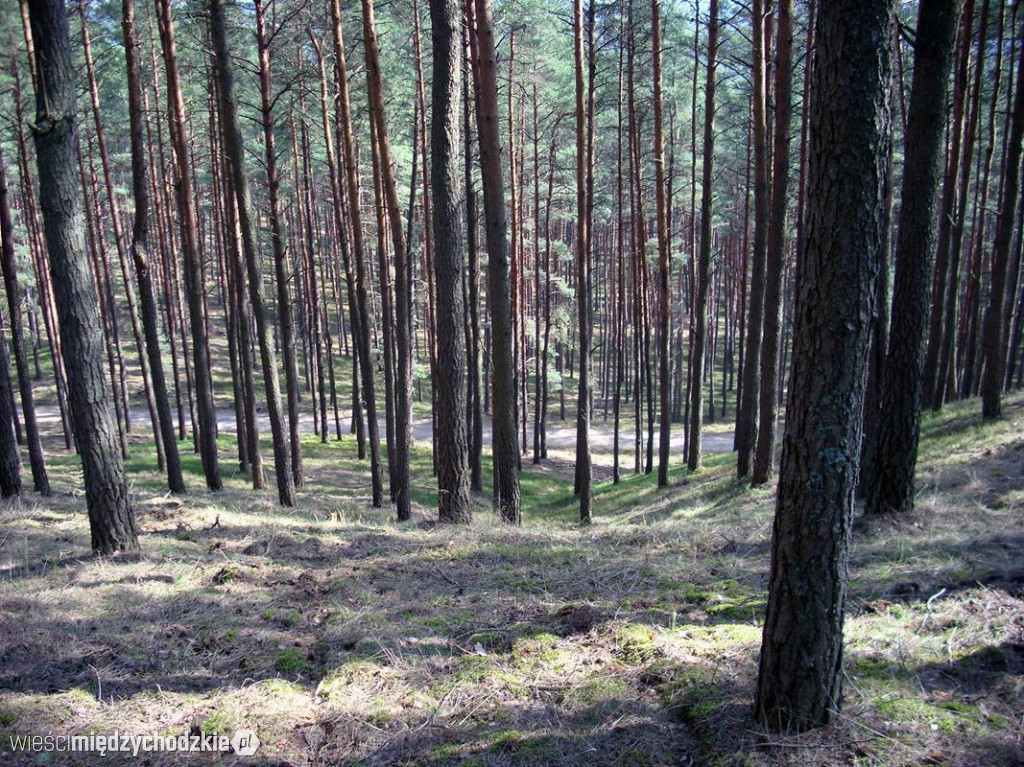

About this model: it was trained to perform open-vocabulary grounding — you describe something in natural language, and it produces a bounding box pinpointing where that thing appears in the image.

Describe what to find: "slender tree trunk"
[309,37,363,462]
[78,0,165,461]
[255,0,302,487]
[540,121,560,461]
[207,82,248,472]
[293,107,328,445]
[981,16,1024,419]
[737,0,769,478]
[573,0,593,521]
[80,144,130,459]
[924,0,975,409]
[1002,161,1024,385]
[327,0,384,507]
[361,0,413,520]
[154,0,221,490]
[0,149,49,495]
[0,300,21,497]
[224,165,265,488]
[470,0,521,523]
[627,4,646,474]
[653,0,672,487]
[614,11,626,484]
[142,68,187,446]
[866,0,961,514]
[941,0,991,402]
[752,0,795,485]
[120,0,184,493]
[412,0,439,476]
[959,21,1014,398]
[209,0,294,506]
[687,0,719,473]
[369,116,398,500]
[684,0,700,461]
[12,61,74,451]
[463,23,483,492]
[160,11,197,451]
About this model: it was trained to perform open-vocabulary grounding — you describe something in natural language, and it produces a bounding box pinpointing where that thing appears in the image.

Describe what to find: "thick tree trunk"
[28,0,138,553]
[756,0,893,730]
[430,0,471,523]
[858,95,895,500]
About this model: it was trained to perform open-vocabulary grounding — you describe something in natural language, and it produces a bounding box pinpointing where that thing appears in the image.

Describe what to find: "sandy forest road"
[35,406,740,467]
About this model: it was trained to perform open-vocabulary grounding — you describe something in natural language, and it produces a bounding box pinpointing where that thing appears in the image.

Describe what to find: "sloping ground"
[0,393,1021,766]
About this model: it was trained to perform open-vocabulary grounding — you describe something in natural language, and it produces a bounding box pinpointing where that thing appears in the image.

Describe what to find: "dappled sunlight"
[0,392,1022,764]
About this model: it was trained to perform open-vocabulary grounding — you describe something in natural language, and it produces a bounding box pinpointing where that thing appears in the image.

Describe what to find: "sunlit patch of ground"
[0,392,1021,766]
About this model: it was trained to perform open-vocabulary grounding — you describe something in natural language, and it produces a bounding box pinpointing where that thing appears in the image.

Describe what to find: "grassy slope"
[0,392,1021,766]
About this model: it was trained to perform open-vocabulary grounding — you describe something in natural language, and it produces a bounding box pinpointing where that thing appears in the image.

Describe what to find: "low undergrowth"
[0,393,1021,766]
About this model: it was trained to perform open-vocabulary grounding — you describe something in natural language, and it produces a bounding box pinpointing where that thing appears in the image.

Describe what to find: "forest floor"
[0,392,1022,766]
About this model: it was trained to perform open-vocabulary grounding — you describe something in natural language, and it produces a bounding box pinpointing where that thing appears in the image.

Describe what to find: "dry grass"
[0,392,1022,766]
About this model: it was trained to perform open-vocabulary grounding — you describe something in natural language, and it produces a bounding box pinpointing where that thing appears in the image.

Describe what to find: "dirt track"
[35,405,742,468]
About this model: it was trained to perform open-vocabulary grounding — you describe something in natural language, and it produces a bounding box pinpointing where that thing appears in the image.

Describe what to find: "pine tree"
[470,0,521,524]
[121,0,184,494]
[431,0,471,523]
[867,0,962,514]
[756,0,894,730]
[209,0,294,506]
[28,0,138,553]
[687,0,719,473]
